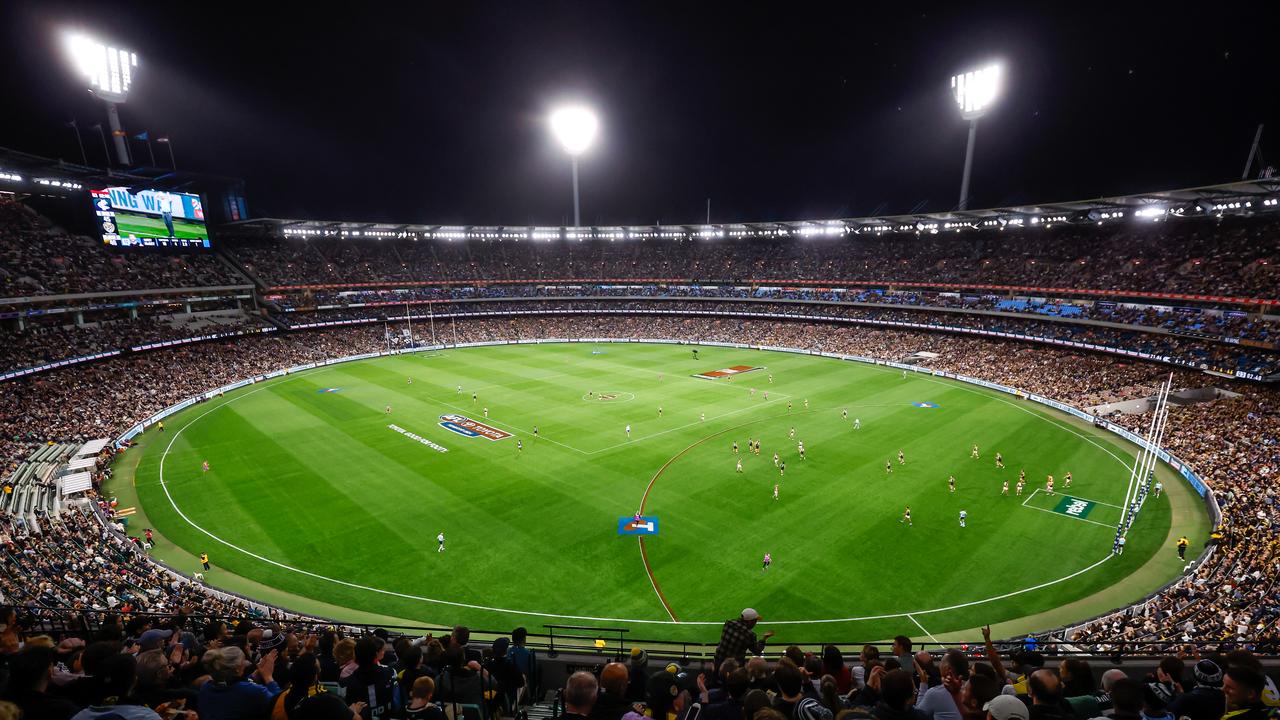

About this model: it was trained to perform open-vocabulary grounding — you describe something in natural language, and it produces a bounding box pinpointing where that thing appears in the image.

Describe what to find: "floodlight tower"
[549,105,599,227]
[951,63,1002,211]
[64,33,138,166]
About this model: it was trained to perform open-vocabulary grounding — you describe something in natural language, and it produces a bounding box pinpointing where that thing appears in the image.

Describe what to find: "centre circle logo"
[581,391,635,402]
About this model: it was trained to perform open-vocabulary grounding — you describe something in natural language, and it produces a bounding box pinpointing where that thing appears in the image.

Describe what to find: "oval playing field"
[124,343,1208,642]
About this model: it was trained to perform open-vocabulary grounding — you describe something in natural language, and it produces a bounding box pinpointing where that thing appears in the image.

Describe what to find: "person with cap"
[985,695,1029,720]
[563,671,599,720]
[71,652,161,720]
[627,649,650,701]
[1166,660,1224,720]
[713,609,774,669]
[1222,668,1275,720]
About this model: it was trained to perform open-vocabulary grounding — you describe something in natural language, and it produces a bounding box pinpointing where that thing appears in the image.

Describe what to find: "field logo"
[912,401,939,408]
[693,365,762,380]
[1053,496,1095,519]
[438,414,512,441]
[618,516,660,535]
[317,387,343,393]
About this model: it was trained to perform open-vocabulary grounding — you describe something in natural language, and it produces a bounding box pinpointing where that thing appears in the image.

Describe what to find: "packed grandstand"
[1,183,1278,719]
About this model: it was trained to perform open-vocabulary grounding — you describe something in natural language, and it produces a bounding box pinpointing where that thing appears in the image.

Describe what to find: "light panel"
[64,32,138,103]
[951,63,1002,119]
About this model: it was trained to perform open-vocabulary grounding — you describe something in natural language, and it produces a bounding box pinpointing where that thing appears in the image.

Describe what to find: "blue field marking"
[618,516,659,535]
[913,401,939,408]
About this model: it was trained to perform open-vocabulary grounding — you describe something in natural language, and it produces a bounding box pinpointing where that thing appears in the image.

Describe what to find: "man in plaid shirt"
[714,608,775,669]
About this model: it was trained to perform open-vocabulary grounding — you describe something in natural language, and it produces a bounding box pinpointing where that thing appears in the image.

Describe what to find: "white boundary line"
[908,614,940,644]
[153,346,1126,626]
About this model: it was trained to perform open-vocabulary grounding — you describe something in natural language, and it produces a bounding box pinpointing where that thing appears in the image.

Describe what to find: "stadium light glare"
[548,104,599,227]
[62,30,139,166]
[549,106,599,156]
[952,62,1004,211]
[951,63,1002,120]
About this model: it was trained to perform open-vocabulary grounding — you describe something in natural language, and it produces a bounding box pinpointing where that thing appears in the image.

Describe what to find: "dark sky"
[1,1,1275,226]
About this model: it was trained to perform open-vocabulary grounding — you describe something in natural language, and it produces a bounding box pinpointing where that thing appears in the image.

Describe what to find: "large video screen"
[90,187,211,249]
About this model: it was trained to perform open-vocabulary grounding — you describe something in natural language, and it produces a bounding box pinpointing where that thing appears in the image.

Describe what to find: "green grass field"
[114,209,208,241]
[117,343,1209,644]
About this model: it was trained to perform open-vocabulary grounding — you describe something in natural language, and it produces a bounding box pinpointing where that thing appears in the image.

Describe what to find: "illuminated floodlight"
[951,63,1002,120]
[549,106,599,156]
[64,32,137,103]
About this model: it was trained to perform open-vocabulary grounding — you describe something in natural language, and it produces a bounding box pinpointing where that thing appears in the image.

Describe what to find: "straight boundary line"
[908,613,940,644]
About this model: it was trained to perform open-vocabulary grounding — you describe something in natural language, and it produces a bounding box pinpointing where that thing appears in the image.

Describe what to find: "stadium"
[0,5,1277,720]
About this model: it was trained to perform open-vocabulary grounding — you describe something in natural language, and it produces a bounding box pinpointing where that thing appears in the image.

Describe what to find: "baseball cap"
[630,648,648,666]
[1145,682,1174,710]
[259,628,286,652]
[1193,659,1223,687]
[138,629,172,650]
[984,695,1029,720]
[741,608,760,621]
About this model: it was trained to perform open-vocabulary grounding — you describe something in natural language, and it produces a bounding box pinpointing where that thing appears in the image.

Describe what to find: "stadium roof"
[227,177,1280,240]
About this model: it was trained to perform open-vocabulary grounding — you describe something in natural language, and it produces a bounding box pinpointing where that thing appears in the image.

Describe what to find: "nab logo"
[438,414,512,441]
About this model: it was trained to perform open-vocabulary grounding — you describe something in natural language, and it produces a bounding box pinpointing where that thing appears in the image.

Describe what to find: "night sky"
[1,1,1275,226]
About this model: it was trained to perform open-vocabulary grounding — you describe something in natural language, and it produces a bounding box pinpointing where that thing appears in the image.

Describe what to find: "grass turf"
[119,343,1209,644]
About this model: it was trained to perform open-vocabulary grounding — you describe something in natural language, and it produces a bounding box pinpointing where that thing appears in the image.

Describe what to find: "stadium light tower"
[951,63,1002,211]
[63,32,138,166]
[549,105,599,227]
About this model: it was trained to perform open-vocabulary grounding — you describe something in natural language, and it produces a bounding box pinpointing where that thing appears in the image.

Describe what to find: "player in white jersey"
[959,510,967,528]
[457,385,462,393]
[625,424,631,439]
[437,532,445,552]
[995,452,1004,469]
[789,427,795,439]
[736,458,743,473]
[1016,478,1025,496]
[773,452,780,467]
[853,418,860,429]
[898,450,905,465]
[773,484,779,501]
[1154,481,1163,497]
[1046,475,1055,494]
[804,399,809,410]
[768,373,773,384]
[1002,480,1009,495]
[971,444,980,459]
[901,506,912,525]
[700,413,705,422]
[483,407,489,418]
[797,441,805,460]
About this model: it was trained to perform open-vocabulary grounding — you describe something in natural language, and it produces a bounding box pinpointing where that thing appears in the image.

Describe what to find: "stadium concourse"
[1,196,1279,720]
